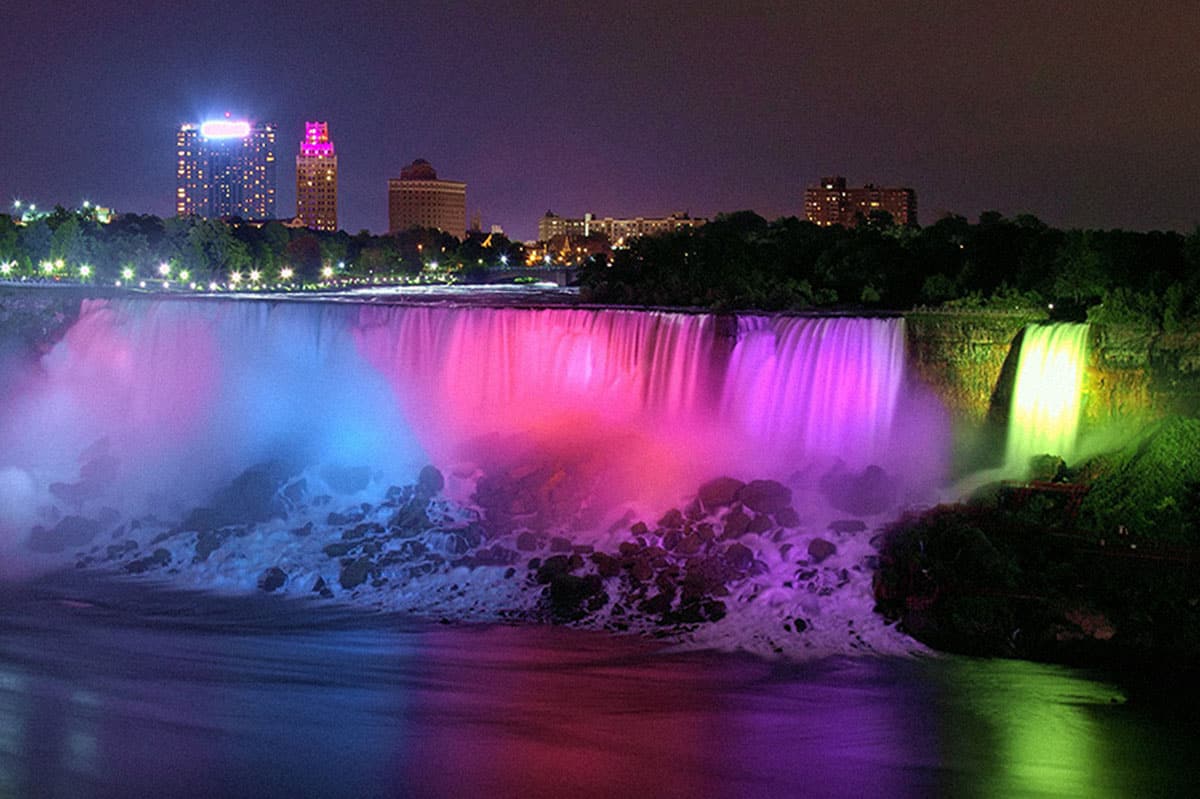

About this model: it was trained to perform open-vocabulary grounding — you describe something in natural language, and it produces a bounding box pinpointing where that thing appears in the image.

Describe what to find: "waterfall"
[1005,323,1090,470]
[1,299,934,537]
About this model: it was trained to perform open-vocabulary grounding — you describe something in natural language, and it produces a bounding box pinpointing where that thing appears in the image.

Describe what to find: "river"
[1,574,1193,799]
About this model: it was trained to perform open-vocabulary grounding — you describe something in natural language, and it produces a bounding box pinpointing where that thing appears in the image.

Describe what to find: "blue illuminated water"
[0,576,1194,799]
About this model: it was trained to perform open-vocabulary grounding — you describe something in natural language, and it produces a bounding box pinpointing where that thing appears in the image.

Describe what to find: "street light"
[158,263,170,277]
[280,267,294,281]
[79,265,92,278]
[121,266,135,280]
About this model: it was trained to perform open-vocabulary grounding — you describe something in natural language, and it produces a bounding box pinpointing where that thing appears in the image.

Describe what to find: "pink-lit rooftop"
[300,121,335,157]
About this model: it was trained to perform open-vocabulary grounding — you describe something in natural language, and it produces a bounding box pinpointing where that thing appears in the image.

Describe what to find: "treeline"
[0,207,524,283]
[579,211,1200,328]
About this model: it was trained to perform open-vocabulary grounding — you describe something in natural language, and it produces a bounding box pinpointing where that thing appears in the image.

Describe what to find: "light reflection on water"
[0,576,1194,799]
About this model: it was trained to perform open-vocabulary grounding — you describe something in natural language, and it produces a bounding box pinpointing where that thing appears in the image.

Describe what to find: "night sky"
[2,1,1198,240]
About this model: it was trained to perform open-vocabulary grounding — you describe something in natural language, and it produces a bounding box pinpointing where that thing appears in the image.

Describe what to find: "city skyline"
[2,2,1199,240]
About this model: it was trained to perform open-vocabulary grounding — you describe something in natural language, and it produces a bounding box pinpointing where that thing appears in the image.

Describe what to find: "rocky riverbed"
[31,455,922,659]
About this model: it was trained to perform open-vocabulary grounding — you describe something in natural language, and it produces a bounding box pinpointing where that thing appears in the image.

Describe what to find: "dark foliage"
[580,211,1200,325]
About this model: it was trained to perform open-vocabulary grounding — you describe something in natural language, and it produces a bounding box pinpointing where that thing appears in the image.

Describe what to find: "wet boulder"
[28,515,101,553]
[807,538,837,564]
[737,480,792,514]
[819,465,897,516]
[339,557,374,590]
[257,567,287,592]
[416,465,445,499]
[698,477,745,511]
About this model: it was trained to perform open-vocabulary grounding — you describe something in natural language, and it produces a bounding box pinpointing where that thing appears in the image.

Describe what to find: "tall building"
[387,159,466,239]
[804,176,917,227]
[176,118,277,220]
[295,121,338,231]
[538,211,705,245]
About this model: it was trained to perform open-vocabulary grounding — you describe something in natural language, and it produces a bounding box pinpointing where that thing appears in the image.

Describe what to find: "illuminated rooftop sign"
[300,121,335,157]
[200,119,252,139]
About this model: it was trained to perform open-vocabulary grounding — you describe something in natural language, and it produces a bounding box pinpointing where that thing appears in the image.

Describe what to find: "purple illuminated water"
[0,296,950,656]
[1,299,945,538]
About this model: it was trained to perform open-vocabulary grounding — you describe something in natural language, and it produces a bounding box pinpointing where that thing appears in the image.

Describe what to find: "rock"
[746,514,773,535]
[549,536,573,552]
[322,541,357,558]
[210,460,294,525]
[828,519,867,533]
[819,465,897,516]
[808,538,837,564]
[105,540,137,560]
[341,522,376,540]
[630,521,649,537]
[339,557,374,590]
[416,465,445,498]
[720,507,751,539]
[516,531,540,551]
[698,477,745,510]
[629,557,654,583]
[675,533,705,556]
[639,592,674,615]
[283,478,307,505]
[723,543,754,573]
[291,522,314,537]
[1028,455,1067,483]
[536,555,575,582]
[194,529,229,562]
[125,548,171,574]
[311,576,334,598]
[658,508,685,529]
[27,515,101,553]
[389,500,430,534]
[775,507,801,528]
[257,567,287,592]
[546,573,607,621]
[326,510,359,526]
[591,552,621,578]
[737,480,792,514]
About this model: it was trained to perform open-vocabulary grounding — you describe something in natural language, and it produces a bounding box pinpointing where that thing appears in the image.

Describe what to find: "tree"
[284,235,322,280]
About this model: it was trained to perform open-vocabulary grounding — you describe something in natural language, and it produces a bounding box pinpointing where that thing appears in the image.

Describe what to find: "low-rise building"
[538,211,704,245]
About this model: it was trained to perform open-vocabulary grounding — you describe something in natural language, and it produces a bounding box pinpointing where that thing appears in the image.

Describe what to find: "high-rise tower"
[176,118,277,220]
[295,121,338,232]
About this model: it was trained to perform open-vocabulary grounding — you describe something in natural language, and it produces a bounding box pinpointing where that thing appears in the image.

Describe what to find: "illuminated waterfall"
[1005,323,1090,470]
[1,299,941,541]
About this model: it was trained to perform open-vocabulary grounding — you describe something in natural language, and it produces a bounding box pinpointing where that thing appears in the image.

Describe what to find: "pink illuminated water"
[0,298,945,551]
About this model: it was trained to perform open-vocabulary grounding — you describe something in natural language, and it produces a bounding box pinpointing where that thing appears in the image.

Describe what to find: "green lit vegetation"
[877,417,1200,663]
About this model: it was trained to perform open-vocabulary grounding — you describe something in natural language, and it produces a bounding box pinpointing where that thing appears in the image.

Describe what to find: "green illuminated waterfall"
[1005,323,1090,470]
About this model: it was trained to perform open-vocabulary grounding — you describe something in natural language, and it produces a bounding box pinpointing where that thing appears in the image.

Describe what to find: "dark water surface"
[0,575,1194,799]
